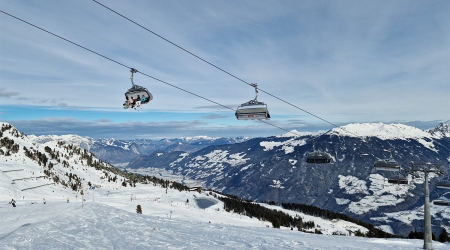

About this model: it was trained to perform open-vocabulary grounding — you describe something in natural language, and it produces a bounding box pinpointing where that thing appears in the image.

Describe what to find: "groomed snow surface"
[1,183,449,250]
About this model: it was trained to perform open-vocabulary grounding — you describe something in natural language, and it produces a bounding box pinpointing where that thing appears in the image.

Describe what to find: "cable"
[92,0,361,138]
[0,9,301,137]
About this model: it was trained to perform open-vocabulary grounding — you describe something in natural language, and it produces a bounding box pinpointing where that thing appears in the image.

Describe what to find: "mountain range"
[123,121,450,236]
[23,120,450,236]
[29,134,250,167]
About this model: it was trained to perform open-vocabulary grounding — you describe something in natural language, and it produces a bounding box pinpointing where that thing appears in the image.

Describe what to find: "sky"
[0,0,449,139]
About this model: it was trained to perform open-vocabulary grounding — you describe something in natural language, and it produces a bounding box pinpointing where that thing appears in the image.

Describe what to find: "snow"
[330,123,442,151]
[4,202,447,250]
[259,138,307,154]
[337,174,421,214]
[276,130,318,138]
[338,175,370,195]
[29,134,96,151]
[331,123,434,140]
[336,198,351,205]
[182,150,249,179]
[270,180,285,189]
[384,202,450,226]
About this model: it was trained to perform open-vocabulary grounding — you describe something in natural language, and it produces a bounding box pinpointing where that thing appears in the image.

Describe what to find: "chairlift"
[387,176,408,185]
[433,199,450,206]
[374,159,400,172]
[435,179,450,189]
[436,182,450,189]
[306,151,333,164]
[123,68,153,109]
[235,83,270,120]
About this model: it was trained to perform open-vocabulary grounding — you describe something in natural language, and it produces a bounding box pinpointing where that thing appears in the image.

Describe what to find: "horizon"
[2,120,447,140]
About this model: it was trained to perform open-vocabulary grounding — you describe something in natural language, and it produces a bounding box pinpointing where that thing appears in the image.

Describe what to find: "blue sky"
[0,0,448,139]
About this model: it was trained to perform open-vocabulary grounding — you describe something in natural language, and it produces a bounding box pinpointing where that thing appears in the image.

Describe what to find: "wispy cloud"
[0,88,20,98]
[201,114,230,119]
[7,118,285,139]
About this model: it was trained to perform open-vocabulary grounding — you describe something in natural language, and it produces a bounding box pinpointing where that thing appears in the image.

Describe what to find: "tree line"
[215,193,402,238]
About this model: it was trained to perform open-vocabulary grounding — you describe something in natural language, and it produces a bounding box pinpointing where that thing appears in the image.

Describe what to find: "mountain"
[3,122,418,249]
[125,121,450,236]
[29,134,250,166]
[428,120,450,138]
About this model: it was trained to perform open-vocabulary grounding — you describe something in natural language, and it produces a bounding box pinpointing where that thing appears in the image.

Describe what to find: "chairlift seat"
[374,161,400,171]
[387,178,408,184]
[435,181,450,189]
[433,200,450,206]
[235,101,270,120]
[306,151,332,164]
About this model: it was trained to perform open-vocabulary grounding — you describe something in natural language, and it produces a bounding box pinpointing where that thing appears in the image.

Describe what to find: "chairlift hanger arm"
[130,68,138,86]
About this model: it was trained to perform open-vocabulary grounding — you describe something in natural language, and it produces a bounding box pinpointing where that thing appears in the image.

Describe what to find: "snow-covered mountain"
[29,134,250,166]
[428,120,450,138]
[126,121,450,236]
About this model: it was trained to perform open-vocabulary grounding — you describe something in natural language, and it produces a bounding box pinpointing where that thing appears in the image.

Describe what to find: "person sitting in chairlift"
[123,96,130,108]
[128,96,135,108]
[135,95,141,107]
[141,95,147,103]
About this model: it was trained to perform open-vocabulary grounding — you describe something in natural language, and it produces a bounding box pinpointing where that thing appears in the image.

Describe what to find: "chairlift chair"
[235,83,270,120]
[374,159,401,172]
[435,182,450,189]
[387,176,408,185]
[123,68,153,109]
[435,177,450,189]
[306,151,333,164]
[433,199,450,206]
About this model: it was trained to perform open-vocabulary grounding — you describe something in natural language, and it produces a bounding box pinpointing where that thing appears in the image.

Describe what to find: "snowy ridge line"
[330,122,448,139]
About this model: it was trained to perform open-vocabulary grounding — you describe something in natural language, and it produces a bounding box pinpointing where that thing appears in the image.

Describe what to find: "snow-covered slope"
[4,202,449,249]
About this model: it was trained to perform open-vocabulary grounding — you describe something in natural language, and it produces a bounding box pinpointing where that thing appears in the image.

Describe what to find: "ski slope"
[2,187,450,250]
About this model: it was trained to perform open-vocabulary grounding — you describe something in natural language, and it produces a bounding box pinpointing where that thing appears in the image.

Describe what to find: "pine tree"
[136,205,142,214]
[438,228,449,243]
[272,218,281,228]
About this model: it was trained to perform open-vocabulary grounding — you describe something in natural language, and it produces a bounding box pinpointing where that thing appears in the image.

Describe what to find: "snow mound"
[330,123,434,140]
